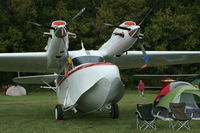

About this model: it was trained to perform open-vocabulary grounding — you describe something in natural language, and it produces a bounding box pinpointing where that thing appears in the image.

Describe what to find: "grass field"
[1,90,200,133]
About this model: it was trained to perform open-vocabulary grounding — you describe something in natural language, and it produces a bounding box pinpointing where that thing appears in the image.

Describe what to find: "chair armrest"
[157,111,161,115]
[152,110,160,116]
[169,112,174,119]
[185,112,193,118]
[135,111,142,118]
[190,113,193,118]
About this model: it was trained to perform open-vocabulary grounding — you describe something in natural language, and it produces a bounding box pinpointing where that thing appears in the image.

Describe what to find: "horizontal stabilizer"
[13,74,58,84]
[133,74,199,79]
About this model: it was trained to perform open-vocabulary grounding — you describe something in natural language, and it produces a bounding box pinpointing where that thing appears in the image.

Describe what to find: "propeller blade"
[144,56,149,64]
[67,8,86,26]
[115,26,131,31]
[140,44,149,63]
[104,23,131,31]
[140,44,146,56]
[104,23,115,27]
[139,44,149,70]
[138,9,152,26]
[29,22,42,27]
[29,22,55,30]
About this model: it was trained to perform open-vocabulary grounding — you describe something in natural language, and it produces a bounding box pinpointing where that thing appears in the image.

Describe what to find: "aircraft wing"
[13,74,58,84]
[0,52,48,73]
[106,51,200,69]
[2,50,200,73]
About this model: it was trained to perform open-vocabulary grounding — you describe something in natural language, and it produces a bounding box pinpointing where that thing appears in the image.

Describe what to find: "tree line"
[0,0,200,88]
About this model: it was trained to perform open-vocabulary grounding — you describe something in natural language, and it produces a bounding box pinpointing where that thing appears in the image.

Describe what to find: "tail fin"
[13,74,58,84]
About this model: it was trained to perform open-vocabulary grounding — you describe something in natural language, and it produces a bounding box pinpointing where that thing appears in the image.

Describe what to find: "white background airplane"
[1,8,200,120]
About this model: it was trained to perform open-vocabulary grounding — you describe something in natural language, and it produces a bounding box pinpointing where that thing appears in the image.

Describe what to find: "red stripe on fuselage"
[58,62,115,85]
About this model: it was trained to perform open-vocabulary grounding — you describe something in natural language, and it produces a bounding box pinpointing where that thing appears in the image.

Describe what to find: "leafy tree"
[0,0,200,88]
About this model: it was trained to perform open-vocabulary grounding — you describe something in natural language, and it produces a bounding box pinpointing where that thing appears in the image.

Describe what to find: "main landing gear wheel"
[55,105,64,120]
[110,103,119,119]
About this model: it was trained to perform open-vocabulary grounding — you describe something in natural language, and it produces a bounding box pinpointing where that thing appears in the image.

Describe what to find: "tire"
[55,105,64,120]
[110,103,119,119]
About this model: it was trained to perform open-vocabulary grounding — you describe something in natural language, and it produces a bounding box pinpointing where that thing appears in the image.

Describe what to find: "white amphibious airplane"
[1,8,200,120]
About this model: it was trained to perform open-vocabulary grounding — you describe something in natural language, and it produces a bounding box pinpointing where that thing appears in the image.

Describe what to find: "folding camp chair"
[169,103,192,131]
[136,103,157,131]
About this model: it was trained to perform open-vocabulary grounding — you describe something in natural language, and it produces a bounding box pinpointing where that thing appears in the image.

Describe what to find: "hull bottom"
[76,77,124,113]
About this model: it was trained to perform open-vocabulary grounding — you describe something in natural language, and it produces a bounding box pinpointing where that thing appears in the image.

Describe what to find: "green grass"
[1,90,200,133]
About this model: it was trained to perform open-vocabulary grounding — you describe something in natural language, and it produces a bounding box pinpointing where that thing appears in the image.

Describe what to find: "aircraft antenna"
[17,72,20,77]
[81,40,85,50]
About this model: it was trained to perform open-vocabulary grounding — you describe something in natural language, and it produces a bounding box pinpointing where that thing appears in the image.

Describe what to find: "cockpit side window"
[72,56,104,67]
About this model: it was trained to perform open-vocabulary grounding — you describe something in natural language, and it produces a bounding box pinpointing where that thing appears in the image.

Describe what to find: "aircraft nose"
[129,25,140,37]
[132,25,140,31]
[55,27,67,38]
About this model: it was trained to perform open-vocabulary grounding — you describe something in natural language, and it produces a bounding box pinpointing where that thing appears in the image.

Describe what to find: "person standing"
[138,80,145,97]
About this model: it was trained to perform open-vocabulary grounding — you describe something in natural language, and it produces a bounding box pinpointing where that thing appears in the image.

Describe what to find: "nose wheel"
[110,103,119,119]
[55,105,64,120]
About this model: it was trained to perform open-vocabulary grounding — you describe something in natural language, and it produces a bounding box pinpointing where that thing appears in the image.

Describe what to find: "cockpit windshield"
[72,56,104,67]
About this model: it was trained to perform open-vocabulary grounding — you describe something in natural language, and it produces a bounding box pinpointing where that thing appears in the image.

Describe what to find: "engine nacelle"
[99,21,140,57]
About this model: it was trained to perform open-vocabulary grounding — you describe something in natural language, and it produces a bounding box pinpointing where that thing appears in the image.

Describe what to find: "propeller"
[104,23,131,31]
[67,8,86,26]
[30,8,86,66]
[30,8,86,30]
[29,22,55,30]
[104,8,151,31]
[104,9,151,70]
[140,44,149,63]
[138,8,152,26]
[30,8,86,59]
[139,44,149,70]
[137,9,152,70]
